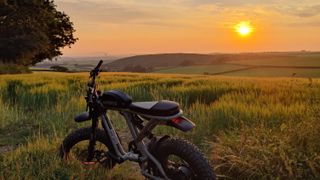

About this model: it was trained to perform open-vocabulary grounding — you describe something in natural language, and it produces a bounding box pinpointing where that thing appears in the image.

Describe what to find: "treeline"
[120,60,196,72]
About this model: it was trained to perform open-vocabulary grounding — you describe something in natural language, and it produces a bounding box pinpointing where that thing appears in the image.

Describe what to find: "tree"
[0,0,78,66]
[50,65,69,72]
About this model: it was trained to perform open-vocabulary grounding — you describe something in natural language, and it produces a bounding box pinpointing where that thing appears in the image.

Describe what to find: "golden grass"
[0,72,319,179]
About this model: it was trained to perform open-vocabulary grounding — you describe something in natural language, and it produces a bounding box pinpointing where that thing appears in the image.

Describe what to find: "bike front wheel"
[60,127,116,168]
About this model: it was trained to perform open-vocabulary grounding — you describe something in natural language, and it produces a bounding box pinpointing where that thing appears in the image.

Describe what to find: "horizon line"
[59,50,320,58]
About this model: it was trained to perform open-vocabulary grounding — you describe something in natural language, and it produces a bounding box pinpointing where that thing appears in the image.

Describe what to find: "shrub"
[50,65,69,72]
[0,64,31,74]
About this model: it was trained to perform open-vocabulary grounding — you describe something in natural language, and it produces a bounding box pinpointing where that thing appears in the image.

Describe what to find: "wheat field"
[0,72,319,179]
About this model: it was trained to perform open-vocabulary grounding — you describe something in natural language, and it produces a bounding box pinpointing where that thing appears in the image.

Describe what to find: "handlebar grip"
[90,60,103,78]
[95,60,103,70]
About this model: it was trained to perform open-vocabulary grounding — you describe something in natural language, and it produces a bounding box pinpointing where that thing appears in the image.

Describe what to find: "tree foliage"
[50,65,68,72]
[0,0,78,65]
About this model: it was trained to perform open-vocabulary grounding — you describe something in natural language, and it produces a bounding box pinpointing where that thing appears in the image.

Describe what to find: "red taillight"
[169,116,195,132]
[171,117,184,124]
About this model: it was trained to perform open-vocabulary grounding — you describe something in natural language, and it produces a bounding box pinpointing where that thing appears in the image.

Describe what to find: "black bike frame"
[82,60,193,179]
[97,108,183,179]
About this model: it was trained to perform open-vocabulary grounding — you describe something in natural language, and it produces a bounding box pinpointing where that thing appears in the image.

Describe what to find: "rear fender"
[166,116,195,132]
[148,135,170,155]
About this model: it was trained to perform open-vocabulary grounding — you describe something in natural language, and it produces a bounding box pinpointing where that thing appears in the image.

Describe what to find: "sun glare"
[235,21,254,37]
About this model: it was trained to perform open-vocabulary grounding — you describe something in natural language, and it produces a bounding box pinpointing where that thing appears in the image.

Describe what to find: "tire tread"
[156,138,216,180]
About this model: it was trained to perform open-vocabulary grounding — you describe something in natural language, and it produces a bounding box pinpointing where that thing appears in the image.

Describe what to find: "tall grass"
[0,72,319,179]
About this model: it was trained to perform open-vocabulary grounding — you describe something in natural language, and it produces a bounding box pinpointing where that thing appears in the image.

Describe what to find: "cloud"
[287,21,320,27]
[54,0,320,29]
[276,4,320,18]
[55,0,176,26]
[181,0,278,7]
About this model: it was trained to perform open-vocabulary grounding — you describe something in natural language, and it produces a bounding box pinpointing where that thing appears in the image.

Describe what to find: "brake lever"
[90,68,101,78]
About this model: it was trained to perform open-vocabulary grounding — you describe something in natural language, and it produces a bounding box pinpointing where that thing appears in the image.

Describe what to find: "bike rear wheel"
[60,127,116,168]
[149,138,216,180]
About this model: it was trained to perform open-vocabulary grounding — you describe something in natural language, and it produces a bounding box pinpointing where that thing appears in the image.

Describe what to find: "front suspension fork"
[87,115,98,161]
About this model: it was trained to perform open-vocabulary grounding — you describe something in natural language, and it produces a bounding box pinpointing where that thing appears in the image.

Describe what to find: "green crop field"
[0,72,319,179]
[153,64,246,74]
[228,53,320,67]
[224,67,320,77]
[151,53,320,77]
[153,65,320,77]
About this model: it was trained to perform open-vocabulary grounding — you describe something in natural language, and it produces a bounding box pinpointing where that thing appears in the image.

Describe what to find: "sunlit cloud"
[276,4,320,18]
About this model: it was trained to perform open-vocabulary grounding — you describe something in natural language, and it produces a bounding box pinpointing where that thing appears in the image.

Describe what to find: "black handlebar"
[90,60,103,78]
[87,60,103,111]
[95,60,103,70]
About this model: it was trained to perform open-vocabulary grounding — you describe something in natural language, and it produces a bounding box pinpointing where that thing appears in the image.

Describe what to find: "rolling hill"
[32,56,118,71]
[106,52,320,77]
[31,52,320,77]
[106,53,223,70]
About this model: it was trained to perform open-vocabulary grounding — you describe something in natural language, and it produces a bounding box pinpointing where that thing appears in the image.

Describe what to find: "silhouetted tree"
[50,65,69,72]
[0,0,77,66]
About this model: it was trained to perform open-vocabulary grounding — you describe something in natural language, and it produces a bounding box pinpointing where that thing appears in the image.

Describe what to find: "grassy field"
[153,65,320,77]
[228,53,320,67]
[151,52,320,77]
[153,64,246,74]
[0,72,320,179]
[224,68,320,77]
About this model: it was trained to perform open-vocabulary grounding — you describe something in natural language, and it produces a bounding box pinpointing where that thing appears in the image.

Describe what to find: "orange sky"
[55,0,320,56]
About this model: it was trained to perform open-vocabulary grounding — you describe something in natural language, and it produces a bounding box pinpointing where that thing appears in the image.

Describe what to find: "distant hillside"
[30,52,320,77]
[106,53,222,71]
[106,52,320,72]
[106,52,320,77]
[32,56,118,71]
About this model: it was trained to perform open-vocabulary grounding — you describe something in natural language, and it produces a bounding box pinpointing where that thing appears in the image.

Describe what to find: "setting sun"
[235,21,254,37]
